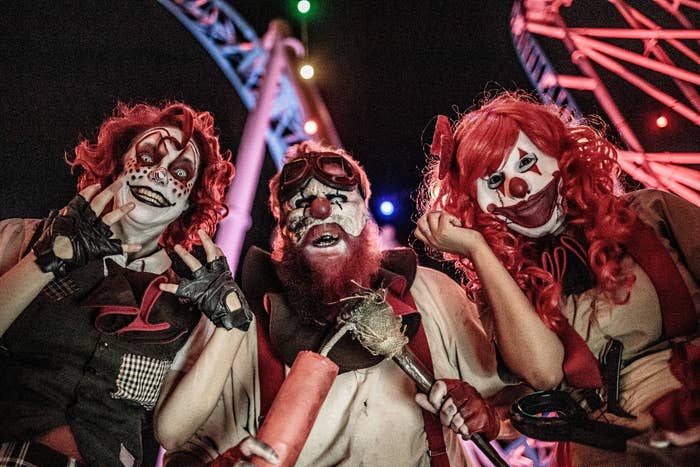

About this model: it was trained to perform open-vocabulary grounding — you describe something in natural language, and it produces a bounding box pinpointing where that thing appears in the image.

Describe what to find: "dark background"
[2,0,698,277]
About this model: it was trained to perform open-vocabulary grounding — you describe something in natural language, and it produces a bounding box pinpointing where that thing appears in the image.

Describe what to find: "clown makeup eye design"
[327,192,347,205]
[294,196,313,209]
[137,152,157,166]
[516,152,539,173]
[486,171,505,190]
[170,162,194,182]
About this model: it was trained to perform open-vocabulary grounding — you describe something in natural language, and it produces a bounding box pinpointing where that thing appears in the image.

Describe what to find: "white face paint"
[282,177,368,256]
[476,131,565,238]
[114,126,200,238]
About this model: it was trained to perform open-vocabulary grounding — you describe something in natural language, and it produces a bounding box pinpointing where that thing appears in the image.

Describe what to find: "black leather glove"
[33,194,122,277]
[176,257,253,331]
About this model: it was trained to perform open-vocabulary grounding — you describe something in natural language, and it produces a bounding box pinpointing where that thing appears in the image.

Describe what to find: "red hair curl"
[68,101,235,251]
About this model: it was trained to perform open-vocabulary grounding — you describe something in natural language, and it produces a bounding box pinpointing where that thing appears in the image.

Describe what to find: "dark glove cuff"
[33,244,68,277]
[179,258,254,331]
[214,284,253,331]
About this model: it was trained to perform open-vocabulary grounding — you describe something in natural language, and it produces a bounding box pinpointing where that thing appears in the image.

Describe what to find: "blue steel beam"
[158,0,312,168]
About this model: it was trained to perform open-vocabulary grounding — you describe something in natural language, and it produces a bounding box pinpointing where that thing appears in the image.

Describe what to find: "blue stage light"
[379,200,395,216]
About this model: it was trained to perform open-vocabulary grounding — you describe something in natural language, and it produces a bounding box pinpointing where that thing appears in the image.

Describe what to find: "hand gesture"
[414,211,486,260]
[33,181,140,277]
[415,379,500,441]
[210,437,279,466]
[160,230,253,331]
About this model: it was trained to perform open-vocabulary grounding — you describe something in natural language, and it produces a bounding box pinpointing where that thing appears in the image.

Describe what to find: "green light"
[297,1,311,14]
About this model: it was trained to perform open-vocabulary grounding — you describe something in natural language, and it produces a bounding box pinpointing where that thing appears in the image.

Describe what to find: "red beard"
[272,222,383,325]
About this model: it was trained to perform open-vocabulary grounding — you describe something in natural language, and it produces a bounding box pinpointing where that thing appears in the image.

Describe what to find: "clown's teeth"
[129,185,172,207]
[312,233,340,247]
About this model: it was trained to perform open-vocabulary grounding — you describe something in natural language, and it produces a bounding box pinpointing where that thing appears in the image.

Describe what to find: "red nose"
[508,176,529,198]
[309,197,332,219]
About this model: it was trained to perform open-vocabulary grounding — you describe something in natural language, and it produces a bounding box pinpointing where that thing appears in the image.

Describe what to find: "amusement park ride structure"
[511,0,700,205]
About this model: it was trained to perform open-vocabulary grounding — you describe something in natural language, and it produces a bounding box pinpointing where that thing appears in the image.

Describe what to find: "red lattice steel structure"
[511,0,700,205]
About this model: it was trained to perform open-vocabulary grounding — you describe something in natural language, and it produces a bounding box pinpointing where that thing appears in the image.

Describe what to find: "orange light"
[299,64,315,80]
[656,115,668,128]
[304,119,318,135]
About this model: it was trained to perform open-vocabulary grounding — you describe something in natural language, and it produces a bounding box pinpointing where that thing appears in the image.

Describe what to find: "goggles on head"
[278,152,363,201]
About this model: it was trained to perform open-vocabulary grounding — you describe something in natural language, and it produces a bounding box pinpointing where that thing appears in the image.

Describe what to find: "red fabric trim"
[648,342,700,432]
[385,276,417,315]
[257,294,286,420]
[625,218,696,338]
[408,324,450,467]
[35,425,83,461]
[558,321,603,388]
[114,275,171,334]
[95,275,172,334]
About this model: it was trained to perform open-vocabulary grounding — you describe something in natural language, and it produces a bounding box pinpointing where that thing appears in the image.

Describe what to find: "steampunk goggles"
[279,152,363,201]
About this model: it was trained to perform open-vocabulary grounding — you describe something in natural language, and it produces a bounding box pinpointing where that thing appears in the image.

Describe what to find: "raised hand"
[209,436,279,466]
[414,211,487,260]
[33,181,140,277]
[415,379,500,441]
[160,230,252,331]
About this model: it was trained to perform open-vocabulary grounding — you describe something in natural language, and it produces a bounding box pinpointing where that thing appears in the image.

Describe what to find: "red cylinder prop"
[249,350,339,466]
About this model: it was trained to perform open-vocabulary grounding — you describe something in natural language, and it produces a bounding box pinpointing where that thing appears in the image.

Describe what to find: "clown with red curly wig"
[416,92,700,462]
[0,102,257,466]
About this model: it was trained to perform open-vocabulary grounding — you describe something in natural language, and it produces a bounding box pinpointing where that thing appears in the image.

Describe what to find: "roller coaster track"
[158,0,325,168]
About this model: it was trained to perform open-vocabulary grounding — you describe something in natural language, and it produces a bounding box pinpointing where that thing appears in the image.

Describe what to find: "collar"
[244,247,422,373]
[104,248,172,275]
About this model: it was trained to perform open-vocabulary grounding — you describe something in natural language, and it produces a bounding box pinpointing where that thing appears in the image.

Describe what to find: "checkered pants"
[0,441,84,467]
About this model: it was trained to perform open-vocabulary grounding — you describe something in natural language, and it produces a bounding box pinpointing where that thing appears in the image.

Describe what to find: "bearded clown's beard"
[272,222,383,326]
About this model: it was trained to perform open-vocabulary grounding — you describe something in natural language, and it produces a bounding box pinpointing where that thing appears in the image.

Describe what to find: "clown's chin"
[273,222,383,324]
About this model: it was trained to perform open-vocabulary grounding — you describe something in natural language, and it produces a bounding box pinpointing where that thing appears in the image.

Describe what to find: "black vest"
[0,258,200,467]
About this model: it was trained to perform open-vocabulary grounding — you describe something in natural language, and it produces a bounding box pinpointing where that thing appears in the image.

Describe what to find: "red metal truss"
[512,0,700,205]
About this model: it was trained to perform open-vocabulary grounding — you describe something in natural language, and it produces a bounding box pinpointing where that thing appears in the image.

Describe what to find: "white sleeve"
[170,314,215,372]
[411,266,509,398]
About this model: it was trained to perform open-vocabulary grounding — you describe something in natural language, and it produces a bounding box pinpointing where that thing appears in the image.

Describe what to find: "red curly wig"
[68,101,235,251]
[268,140,372,223]
[420,93,637,334]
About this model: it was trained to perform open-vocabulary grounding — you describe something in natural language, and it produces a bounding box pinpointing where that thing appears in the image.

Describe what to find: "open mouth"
[128,183,174,208]
[311,232,340,248]
[492,174,561,228]
[303,224,346,249]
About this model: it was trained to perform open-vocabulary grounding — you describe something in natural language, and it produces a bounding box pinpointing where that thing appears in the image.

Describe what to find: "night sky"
[2,1,696,276]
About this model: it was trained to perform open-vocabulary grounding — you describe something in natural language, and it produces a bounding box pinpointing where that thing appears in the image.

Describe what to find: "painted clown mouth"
[305,224,344,249]
[312,233,340,248]
[128,183,174,208]
[491,174,561,228]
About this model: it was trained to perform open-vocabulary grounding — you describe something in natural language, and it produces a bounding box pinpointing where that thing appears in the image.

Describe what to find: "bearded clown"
[162,140,515,467]
[416,93,700,460]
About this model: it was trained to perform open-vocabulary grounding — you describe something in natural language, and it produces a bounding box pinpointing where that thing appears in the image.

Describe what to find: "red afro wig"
[420,92,637,333]
[68,101,235,251]
[268,140,371,223]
